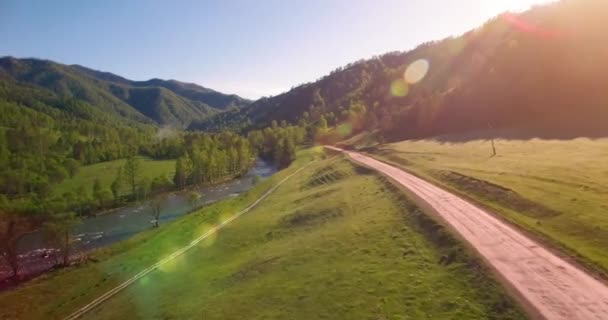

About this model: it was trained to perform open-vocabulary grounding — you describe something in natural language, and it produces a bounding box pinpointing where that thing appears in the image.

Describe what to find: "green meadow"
[54,157,176,197]
[0,149,524,319]
[366,137,608,275]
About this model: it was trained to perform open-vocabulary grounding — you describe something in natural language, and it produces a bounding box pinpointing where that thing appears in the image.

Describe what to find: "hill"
[0,57,250,127]
[196,0,608,140]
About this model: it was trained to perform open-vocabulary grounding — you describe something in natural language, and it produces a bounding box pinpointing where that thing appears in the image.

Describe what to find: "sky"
[0,0,551,99]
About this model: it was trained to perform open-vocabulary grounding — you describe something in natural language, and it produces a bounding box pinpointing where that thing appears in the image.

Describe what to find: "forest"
[0,76,304,279]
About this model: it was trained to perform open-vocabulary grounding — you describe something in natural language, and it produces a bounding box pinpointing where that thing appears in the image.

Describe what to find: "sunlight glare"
[390,79,409,97]
[405,59,429,84]
[195,223,218,248]
[337,123,352,138]
[158,249,183,273]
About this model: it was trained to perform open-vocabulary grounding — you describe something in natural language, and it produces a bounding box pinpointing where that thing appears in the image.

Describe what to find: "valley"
[2,0,608,319]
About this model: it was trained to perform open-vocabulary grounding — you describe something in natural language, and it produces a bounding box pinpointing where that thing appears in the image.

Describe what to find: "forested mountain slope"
[0,57,250,127]
[197,0,608,140]
[0,57,249,205]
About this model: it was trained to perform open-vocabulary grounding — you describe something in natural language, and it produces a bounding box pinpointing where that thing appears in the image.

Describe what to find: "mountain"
[0,57,250,128]
[196,0,608,140]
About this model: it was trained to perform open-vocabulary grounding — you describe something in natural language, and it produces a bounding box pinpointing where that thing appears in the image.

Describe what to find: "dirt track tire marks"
[63,162,315,320]
[328,146,608,320]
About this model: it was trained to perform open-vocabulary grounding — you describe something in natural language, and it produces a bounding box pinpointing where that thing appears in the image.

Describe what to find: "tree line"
[0,129,262,280]
[246,121,305,169]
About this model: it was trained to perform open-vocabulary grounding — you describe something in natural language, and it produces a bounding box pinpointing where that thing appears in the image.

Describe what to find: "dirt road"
[328,146,608,320]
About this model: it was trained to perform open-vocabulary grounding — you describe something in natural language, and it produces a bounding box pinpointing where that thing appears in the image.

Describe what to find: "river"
[1,159,276,284]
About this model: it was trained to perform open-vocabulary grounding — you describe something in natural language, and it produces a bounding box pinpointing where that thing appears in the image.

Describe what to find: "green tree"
[173,156,193,189]
[63,158,80,178]
[0,196,42,278]
[92,178,102,206]
[98,189,113,208]
[124,156,141,198]
[280,137,296,168]
[137,178,151,202]
[187,191,201,211]
[149,196,165,228]
[44,212,80,267]
[111,167,123,203]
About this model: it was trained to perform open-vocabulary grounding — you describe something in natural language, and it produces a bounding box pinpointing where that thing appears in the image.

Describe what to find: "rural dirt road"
[327,146,608,320]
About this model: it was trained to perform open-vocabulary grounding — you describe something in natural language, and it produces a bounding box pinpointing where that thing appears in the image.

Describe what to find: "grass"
[365,137,608,276]
[0,148,525,319]
[0,149,319,319]
[54,157,176,197]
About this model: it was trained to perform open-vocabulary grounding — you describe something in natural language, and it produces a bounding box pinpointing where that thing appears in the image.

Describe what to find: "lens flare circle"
[337,123,352,137]
[195,223,218,248]
[390,79,409,97]
[405,59,429,84]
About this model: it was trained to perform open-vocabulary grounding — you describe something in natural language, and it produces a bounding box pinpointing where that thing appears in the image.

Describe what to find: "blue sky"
[0,0,550,99]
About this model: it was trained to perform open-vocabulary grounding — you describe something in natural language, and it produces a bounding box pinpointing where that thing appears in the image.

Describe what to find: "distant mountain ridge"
[0,57,250,127]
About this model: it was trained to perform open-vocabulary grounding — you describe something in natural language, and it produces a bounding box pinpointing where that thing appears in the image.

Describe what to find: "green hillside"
[0,57,250,127]
[0,150,524,320]
[196,0,608,141]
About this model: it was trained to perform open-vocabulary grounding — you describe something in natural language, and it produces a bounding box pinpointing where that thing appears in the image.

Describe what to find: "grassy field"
[0,148,525,319]
[54,157,176,197]
[365,137,608,275]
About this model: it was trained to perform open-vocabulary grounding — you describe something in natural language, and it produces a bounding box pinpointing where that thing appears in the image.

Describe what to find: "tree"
[173,156,193,189]
[149,196,165,228]
[151,174,173,193]
[123,156,140,198]
[0,196,41,279]
[63,158,80,178]
[366,110,379,129]
[98,189,113,208]
[75,187,91,216]
[280,137,296,168]
[110,167,123,203]
[187,191,201,211]
[44,212,80,267]
[488,122,497,157]
[136,178,151,202]
[92,178,102,207]
[318,115,328,131]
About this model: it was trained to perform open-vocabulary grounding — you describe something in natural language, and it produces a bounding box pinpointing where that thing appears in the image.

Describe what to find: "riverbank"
[2,148,526,320]
[0,159,276,290]
[0,150,316,319]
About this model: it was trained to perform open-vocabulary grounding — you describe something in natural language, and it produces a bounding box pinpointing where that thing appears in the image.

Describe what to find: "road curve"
[327,146,608,320]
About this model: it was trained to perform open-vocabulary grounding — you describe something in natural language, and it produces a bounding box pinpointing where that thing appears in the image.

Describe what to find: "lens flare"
[139,275,150,286]
[337,123,352,138]
[219,211,234,226]
[158,249,183,273]
[311,145,325,155]
[502,13,559,38]
[390,79,409,97]
[405,59,429,84]
[195,223,218,248]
